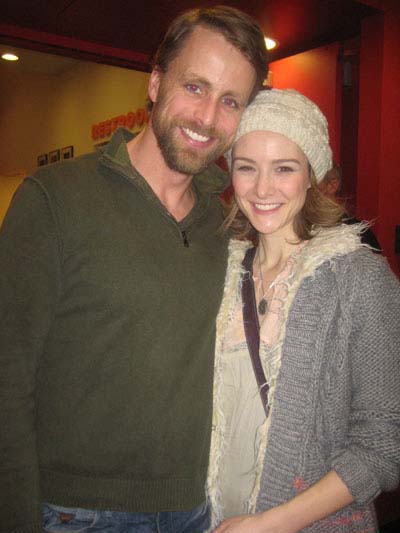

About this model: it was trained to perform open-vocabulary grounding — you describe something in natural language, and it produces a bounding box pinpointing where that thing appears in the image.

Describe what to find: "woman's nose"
[255,173,276,197]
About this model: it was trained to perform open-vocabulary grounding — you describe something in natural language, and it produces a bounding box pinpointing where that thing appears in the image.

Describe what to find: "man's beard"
[151,109,230,175]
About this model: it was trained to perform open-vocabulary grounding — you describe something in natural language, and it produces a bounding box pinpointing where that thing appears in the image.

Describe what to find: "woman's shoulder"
[307,223,365,257]
[333,244,396,281]
[334,248,399,306]
[303,224,389,276]
[227,238,253,265]
[309,242,399,319]
[295,224,398,298]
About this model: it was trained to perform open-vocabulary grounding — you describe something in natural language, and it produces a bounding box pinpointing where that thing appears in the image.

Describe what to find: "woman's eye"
[276,166,294,173]
[186,84,201,94]
[235,165,255,172]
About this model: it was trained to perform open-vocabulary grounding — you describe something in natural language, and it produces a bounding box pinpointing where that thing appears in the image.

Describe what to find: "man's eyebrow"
[182,72,212,89]
[182,71,245,102]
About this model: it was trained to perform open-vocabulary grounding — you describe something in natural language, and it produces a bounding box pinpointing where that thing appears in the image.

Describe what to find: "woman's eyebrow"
[232,156,256,164]
[271,158,300,164]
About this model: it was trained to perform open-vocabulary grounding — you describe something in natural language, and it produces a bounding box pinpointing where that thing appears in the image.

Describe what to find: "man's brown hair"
[151,5,268,103]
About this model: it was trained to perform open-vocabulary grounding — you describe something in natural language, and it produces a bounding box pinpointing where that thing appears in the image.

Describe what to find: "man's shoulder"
[32,150,100,187]
[21,151,108,218]
[29,128,135,195]
[27,151,109,204]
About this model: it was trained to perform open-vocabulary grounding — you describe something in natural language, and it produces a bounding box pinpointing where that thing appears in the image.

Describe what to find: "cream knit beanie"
[227,89,332,181]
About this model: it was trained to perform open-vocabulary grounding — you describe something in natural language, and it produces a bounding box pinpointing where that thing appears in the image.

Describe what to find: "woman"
[207,89,400,532]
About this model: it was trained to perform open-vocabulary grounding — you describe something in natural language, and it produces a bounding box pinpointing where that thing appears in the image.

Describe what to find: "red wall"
[357,15,384,227]
[376,8,400,275]
[358,8,400,275]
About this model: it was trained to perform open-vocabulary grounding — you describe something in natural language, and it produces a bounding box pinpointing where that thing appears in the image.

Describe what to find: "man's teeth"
[183,127,210,143]
[254,203,281,211]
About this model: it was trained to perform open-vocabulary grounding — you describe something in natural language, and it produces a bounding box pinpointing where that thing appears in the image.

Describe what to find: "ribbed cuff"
[331,450,381,505]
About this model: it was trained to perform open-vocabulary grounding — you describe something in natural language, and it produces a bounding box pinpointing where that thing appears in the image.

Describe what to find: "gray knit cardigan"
[207,224,400,532]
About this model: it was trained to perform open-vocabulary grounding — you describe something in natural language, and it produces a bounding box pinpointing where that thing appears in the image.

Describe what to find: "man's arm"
[0,178,61,532]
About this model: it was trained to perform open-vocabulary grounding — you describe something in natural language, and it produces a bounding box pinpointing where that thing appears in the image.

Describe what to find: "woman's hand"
[213,471,354,533]
[213,510,282,533]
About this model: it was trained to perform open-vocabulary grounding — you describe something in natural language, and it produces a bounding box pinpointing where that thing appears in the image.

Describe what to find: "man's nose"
[193,96,218,127]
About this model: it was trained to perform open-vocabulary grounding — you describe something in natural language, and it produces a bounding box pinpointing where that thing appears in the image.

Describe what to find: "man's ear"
[148,68,162,104]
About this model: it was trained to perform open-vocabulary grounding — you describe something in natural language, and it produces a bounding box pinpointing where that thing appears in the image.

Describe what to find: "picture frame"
[61,145,74,160]
[49,149,60,164]
[37,153,48,167]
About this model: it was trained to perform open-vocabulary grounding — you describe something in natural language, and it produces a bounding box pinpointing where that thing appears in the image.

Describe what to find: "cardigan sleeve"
[0,178,61,532]
[331,251,400,504]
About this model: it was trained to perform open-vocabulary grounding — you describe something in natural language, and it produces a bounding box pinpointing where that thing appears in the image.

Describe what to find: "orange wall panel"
[269,43,341,160]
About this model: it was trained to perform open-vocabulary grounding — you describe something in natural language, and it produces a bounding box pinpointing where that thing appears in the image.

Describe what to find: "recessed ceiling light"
[2,53,19,61]
[265,37,278,51]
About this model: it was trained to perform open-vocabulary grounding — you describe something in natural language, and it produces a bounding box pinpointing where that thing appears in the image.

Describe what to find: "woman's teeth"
[254,203,281,211]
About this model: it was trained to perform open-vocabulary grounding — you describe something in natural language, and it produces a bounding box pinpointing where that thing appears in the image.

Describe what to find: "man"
[319,162,381,252]
[0,6,267,532]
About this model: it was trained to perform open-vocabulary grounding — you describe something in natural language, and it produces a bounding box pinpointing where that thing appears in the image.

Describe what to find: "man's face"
[149,26,257,175]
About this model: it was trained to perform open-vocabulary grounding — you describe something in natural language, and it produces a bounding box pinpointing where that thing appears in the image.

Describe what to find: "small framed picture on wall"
[49,149,60,164]
[37,153,48,167]
[61,145,74,160]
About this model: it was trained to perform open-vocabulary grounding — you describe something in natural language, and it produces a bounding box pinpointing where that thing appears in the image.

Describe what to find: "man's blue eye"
[186,84,201,94]
[223,97,238,109]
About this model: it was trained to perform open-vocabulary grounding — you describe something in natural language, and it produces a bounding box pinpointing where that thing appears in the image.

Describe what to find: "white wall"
[0,58,150,176]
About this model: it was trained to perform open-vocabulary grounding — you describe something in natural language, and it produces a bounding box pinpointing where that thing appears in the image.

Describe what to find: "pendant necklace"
[257,253,269,315]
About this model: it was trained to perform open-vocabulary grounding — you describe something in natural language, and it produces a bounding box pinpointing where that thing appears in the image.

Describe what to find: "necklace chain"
[257,252,269,315]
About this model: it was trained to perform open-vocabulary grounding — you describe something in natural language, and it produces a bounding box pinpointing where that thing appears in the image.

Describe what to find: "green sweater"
[0,128,229,532]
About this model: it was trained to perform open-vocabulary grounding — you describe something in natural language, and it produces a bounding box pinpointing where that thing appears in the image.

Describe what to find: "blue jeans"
[42,501,210,532]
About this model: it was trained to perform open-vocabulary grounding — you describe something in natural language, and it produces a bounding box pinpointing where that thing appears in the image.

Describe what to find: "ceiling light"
[265,37,278,51]
[2,53,19,61]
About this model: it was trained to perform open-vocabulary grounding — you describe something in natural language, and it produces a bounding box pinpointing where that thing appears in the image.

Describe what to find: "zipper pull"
[181,230,189,248]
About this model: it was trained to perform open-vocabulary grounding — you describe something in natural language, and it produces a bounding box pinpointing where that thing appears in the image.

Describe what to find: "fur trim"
[206,239,251,529]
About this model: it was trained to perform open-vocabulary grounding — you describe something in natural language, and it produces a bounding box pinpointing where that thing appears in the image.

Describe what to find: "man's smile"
[182,126,211,143]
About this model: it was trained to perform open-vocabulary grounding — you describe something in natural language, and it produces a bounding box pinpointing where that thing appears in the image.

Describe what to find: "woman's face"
[232,130,310,241]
